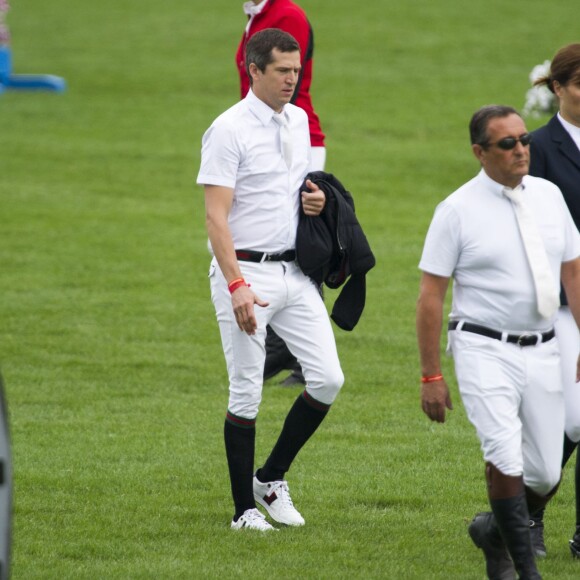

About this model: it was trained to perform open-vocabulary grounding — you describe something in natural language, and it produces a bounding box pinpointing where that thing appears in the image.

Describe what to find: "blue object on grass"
[0,45,66,93]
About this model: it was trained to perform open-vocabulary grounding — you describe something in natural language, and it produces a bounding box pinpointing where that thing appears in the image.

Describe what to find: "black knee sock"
[224,412,256,520]
[257,391,330,483]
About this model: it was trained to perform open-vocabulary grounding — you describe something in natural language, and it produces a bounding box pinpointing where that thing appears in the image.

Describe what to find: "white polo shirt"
[419,169,580,331]
[197,89,311,253]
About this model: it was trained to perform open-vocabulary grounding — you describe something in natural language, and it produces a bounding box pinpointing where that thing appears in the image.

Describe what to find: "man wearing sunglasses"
[416,105,580,579]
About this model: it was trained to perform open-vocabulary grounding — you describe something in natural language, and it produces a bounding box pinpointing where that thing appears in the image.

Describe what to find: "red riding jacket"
[236,0,325,147]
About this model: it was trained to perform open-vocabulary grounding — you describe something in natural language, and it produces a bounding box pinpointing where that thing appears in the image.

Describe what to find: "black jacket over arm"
[296,171,375,331]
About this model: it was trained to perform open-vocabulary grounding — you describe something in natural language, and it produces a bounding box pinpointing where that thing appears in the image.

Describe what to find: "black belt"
[235,249,296,263]
[448,321,555,347]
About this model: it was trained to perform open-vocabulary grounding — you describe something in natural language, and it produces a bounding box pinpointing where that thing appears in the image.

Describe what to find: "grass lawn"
[2,0,579,578]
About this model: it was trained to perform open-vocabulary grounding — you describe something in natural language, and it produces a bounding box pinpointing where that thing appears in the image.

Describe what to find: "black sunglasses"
[484,133,533,150]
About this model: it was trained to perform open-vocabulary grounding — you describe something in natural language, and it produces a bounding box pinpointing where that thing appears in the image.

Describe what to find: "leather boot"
[527,482,560,559]
[572,441,580,558]
[491,493,541,580]
[528,435,575,557]
[468,511,515,580]
[263,327,298,381]
[570,525,580,559]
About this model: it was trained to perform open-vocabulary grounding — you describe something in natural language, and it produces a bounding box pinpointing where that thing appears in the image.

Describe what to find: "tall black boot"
[576,443,580,529]
[570,447,580,558]
[468,511,515,580]
[529,434,575,557]
[491,493,541,580]
[263,327,298,381]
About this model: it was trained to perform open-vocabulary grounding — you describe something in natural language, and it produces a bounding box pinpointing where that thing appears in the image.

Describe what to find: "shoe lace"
[246,508,266,520]
[244,508,270,529]
[271,481,294,507]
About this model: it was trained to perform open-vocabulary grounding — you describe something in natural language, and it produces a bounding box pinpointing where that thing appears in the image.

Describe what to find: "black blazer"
[296,171,375,331]
[529,114,580,304]
[529,115,580,230]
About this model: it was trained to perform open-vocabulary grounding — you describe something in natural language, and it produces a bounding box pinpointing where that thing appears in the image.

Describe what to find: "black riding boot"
[491,493,541,580]
[468,511,515,580]
[570,447,580,558]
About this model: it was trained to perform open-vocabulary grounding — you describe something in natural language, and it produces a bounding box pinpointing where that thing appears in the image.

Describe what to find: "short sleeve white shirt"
[197,90,311,253]
[419,170,580,331]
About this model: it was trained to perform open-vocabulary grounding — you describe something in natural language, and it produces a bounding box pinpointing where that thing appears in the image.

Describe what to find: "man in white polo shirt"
[197,28,344,531]
[417,105,580,579]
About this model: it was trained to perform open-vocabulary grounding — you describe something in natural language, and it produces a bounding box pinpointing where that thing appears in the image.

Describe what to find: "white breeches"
[209,257,344,419]
[557,306,580,442]
[450,329,564,496]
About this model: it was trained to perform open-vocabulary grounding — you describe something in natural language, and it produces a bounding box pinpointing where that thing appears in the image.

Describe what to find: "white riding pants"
[556,306,580,442]
[449,328,564,495]
[209,257,344,419]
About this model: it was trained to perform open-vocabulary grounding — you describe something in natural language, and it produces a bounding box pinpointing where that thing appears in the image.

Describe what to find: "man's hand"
[301,179,325,216]
[231,285,269,335]
[421,379,453,423]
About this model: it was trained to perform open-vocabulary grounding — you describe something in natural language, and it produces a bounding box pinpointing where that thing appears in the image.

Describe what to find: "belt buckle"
[517,333,539,346]
[260,253,270,263]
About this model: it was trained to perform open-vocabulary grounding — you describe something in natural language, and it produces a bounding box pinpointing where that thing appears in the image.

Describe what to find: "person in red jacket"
[237,0,327,387]
[237,0,326,170]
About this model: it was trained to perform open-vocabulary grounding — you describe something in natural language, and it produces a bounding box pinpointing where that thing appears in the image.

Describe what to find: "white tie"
[273,113,293,169]
[503,185,560,318]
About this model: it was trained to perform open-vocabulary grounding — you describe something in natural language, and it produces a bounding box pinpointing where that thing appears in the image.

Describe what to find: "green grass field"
[2,0,579,578]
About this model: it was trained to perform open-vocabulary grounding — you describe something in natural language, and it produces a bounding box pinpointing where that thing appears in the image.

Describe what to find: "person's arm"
[561,256,580,381]
[205,185,268,335]
[416,272,453,423]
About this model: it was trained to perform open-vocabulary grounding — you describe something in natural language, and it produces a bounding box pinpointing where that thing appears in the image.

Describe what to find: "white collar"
[557,112,580,152]
[243,0,268,17]
[246,89,287,127]
[478,169,526,198]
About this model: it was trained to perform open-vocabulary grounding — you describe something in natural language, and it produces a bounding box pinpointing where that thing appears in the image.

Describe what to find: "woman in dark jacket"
[528,42,580,560]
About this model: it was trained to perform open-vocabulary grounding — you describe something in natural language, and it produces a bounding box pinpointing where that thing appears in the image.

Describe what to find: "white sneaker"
[231,508,277,531]
[253,476,305,526]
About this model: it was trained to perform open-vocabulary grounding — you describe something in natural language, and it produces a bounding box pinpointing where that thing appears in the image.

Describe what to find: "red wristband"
[421,374,444,383]
[228,278,247,294]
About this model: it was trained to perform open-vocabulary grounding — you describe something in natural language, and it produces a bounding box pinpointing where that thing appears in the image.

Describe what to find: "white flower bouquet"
[522,60,557,118]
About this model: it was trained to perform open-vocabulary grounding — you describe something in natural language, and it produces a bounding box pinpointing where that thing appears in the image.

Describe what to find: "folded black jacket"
[296,171,375,331]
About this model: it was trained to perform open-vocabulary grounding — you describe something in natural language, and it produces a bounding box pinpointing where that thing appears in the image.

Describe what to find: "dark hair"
[534,43,580,93]
[469,105,520,147]
[245,28,300,83]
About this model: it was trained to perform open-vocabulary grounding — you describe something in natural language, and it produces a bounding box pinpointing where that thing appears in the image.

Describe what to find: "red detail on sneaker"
[264,492,278,506]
